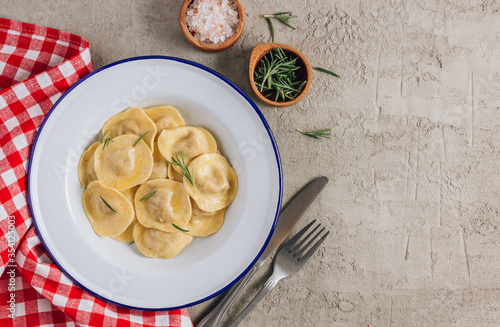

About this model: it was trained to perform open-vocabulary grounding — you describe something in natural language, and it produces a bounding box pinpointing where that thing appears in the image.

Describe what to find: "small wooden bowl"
[179,0,245,53]
[249,43,312,107]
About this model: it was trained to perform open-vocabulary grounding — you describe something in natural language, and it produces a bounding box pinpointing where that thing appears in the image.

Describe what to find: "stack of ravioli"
[78,106,238,259]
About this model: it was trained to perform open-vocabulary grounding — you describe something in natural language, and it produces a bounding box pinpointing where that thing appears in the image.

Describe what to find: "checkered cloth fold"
[0,18,192,326]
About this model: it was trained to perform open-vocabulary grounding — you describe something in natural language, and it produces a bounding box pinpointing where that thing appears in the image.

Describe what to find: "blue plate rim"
[27,55,283,311]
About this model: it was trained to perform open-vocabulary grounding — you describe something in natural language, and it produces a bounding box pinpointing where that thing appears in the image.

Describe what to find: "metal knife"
[196,176,329,327]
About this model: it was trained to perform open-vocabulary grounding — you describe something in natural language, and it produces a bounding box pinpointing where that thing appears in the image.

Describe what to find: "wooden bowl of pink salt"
[180,0,245,53]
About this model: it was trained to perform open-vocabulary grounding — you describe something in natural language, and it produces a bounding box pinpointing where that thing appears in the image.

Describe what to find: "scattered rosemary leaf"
[133,130,150,147]
[140,190,157,201]
[262,12,297,42]
[101,130,109,143]
[100,196,117,213]
[297,129,332,139]
[172,223,189,233]
[265,17,275,42]
[128,241,135,245]
[102,137,114,150]
[263,12,297,29]
[167,152,196,189]
[313,67,341,78]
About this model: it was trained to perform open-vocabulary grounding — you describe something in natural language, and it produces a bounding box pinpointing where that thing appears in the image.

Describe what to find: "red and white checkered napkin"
[0,18,193,327]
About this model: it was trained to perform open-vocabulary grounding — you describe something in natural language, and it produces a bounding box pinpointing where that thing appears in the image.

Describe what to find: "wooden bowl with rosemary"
[179,0,245,53]
[249,43,312,107]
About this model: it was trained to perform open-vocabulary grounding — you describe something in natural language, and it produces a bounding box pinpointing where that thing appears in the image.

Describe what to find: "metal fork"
[227,220,329,327]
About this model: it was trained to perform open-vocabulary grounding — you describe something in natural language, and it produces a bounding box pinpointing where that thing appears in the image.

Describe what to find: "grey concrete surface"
[4,0,500,326]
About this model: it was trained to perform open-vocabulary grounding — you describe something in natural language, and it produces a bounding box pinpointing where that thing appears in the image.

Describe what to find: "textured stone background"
[5,0,500,326]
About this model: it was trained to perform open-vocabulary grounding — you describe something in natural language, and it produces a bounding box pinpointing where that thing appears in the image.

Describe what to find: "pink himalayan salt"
[185,0,239,44]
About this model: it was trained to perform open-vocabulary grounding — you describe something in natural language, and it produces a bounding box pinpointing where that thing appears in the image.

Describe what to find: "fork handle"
[196,264,259,327]
[226,275,282,327]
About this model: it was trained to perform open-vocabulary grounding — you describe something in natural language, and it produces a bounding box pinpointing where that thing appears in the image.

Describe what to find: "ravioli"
[94,135,154,191]
[135,179,192,233]
[133,223,192,259]
[112,186,139,242]
[82,181,135,237]
[149,142,168,180]
[144,105,185,139]
[185,153,238,212]
[157,126,217,174]
[187,200,226,237]
[78,142,100,188]
[79,105,238,260]
[101,107,157,149]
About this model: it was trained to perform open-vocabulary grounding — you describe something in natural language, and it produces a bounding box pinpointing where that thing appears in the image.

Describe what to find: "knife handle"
[196,264,259,327]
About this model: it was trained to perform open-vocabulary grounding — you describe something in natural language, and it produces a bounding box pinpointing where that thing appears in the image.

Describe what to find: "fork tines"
[285,220,329,262]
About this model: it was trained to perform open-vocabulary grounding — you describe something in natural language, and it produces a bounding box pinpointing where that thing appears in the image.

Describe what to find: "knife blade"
[256,175,328,267]
[196,176,328,327]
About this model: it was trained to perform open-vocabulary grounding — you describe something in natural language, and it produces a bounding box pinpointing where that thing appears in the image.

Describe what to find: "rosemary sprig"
[254,47,306,102]
[297,129,332,139]
[133,130,150,147]
[166,152,196,188]
[263,12,297,41]
[102,137,114,150]
[100,196,117,213]
[128,241,135,245]
[172,223,189,233]
[140,190,157,201]
[101,130,109,143]
[313,67,341,78]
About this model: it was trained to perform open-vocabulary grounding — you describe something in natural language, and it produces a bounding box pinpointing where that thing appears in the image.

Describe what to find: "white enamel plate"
[28,56,282,310]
